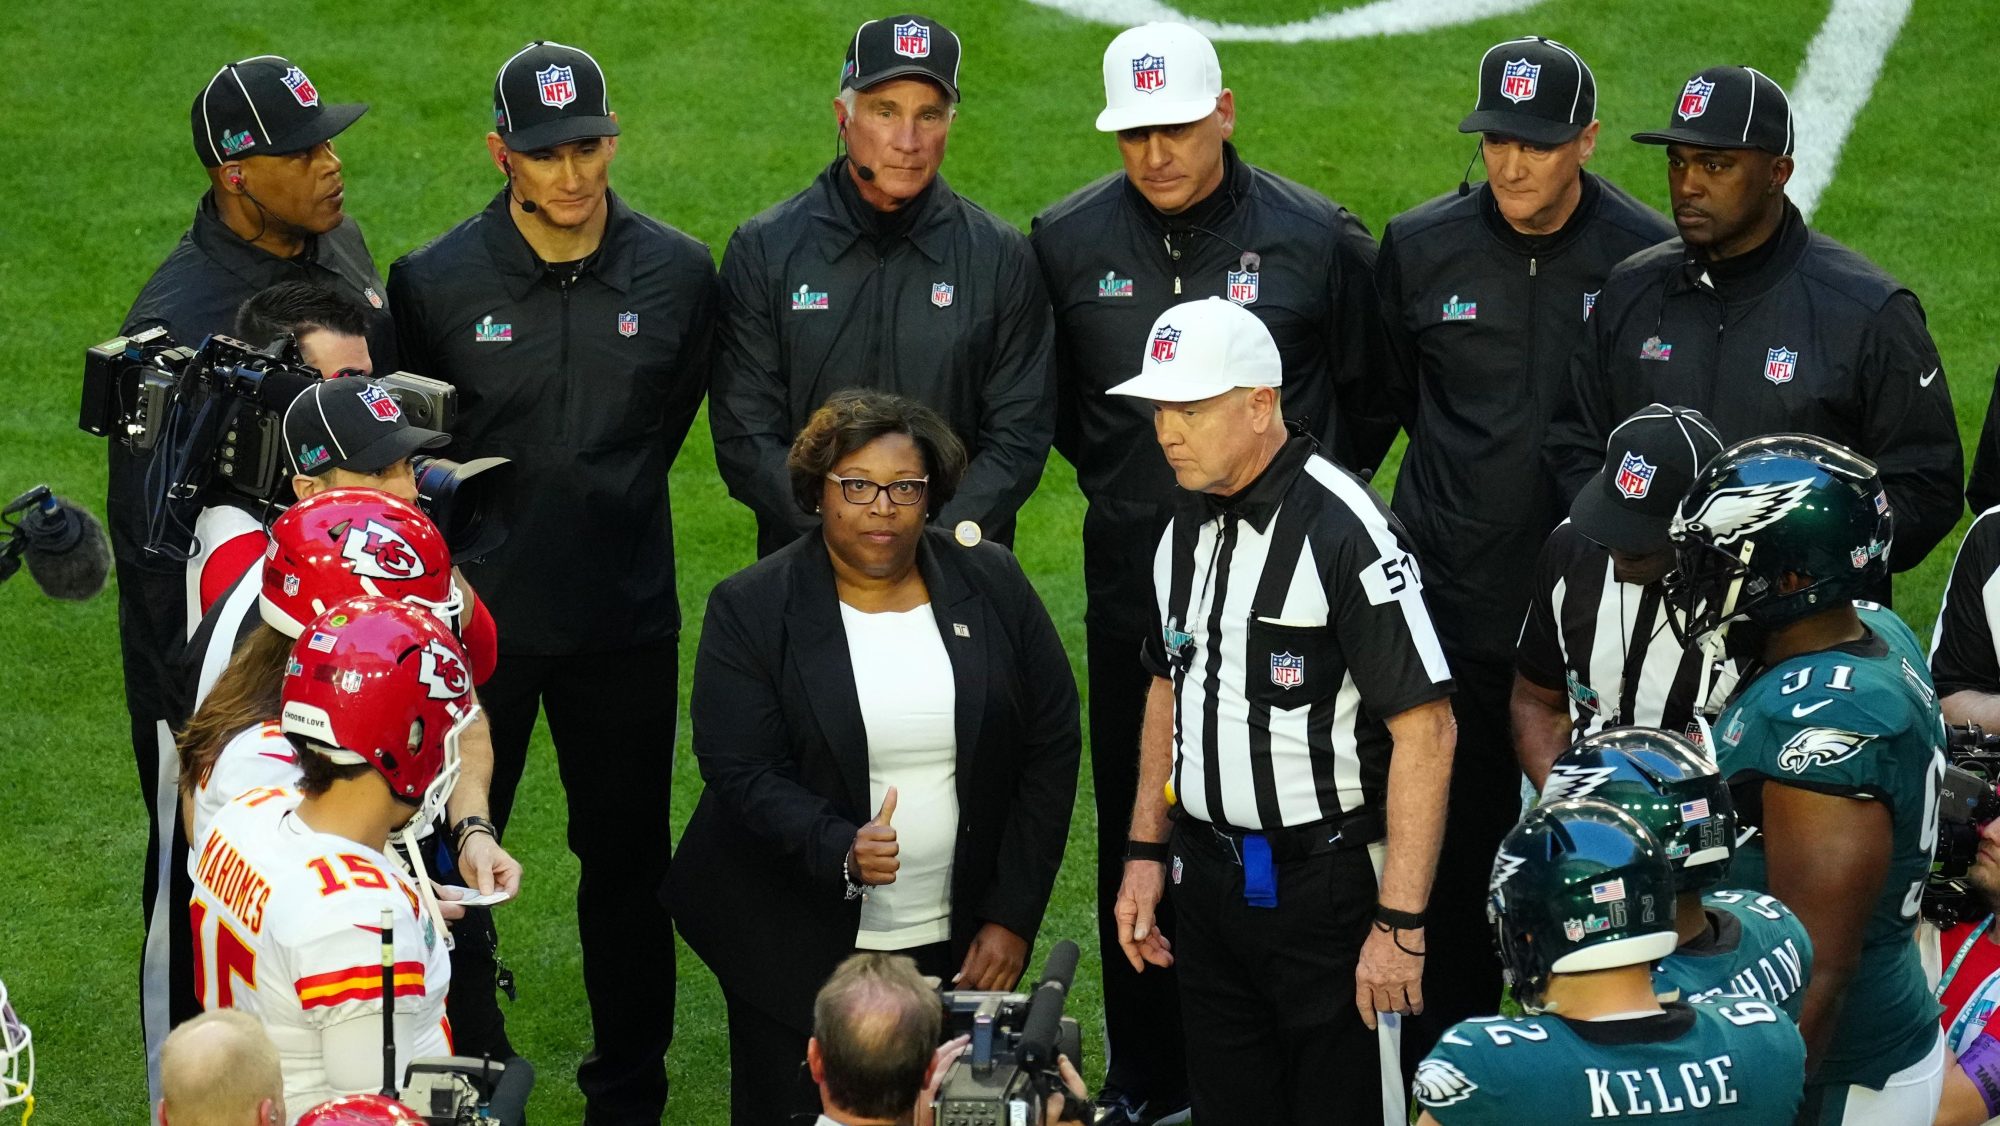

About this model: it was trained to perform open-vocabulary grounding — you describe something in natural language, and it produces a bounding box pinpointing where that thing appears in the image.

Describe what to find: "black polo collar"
[477,186,641,301]
[1669,200,1809,303]
[189,190,325,283]
[805,158,959,265]
[1192,431,1315,535]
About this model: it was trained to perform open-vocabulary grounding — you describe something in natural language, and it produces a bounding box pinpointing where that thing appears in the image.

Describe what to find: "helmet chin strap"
[395,825,455,952]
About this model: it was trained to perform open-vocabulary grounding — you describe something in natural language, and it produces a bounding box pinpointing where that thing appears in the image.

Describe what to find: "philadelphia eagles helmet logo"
[1413,1058,1479,1107]
[1672,479,1816,546]
[1777,727,1875,774]
[1490,851,1527,893]
[1540,763,1617,803]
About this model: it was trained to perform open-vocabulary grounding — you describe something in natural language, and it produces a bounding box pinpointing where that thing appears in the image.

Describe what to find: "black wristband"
[1124,840,1170,864]
[1375,905,1426,929]
[452,815,498,849]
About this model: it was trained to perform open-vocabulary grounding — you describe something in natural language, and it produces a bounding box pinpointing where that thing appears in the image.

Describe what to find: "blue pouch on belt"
[1242,833,1278,908]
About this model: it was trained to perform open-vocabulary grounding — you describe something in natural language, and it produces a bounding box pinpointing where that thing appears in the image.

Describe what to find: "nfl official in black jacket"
[1372,37,1672,1058]
[1548,66,1962,572]
[118,54,389,1098]
[1030,22,1386,1123]
[387,41,715,1125]
[709,15,1055,558]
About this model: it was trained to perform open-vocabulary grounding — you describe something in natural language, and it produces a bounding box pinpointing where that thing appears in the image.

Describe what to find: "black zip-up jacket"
[1377,174,1672,663]
[1547,202,1963,571]
[388,189,716,655]
[1030,143,1387,637]
[709,160,1054,557]
[116,194,395,717]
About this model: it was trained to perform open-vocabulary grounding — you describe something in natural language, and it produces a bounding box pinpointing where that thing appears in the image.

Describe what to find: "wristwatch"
[452,815,498,852]
[842,851,867,901]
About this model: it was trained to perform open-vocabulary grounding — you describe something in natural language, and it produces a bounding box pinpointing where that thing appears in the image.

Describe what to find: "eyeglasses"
[826,474,929,507]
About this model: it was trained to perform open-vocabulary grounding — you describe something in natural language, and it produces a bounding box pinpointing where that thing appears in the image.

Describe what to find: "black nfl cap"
[843,14,962,102]
[192,56,366,168]
[1459,37,1596,146]
[1570,404,1726,555]
[284,376,448,477]
[494,41,619,151]
[1632,66,1794,154]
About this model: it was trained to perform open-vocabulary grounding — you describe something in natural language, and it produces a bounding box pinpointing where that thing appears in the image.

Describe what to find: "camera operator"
[1926,806,2000,1124]
[809,953,1086,1126]
[122,56,393,1094]
[183,283,384,633]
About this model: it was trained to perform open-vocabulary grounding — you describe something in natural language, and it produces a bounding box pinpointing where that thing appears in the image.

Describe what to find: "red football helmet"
[294,1093,427,1125]
[261,488,458,638]
[281,596,474,835]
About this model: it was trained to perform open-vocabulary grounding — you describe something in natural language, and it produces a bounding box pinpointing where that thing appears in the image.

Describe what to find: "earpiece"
[229,173,243,187]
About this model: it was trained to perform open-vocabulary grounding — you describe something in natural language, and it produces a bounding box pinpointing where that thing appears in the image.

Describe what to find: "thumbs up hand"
[849,787,901,886]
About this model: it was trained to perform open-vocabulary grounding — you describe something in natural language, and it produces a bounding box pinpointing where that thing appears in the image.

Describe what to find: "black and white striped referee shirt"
[1139,437,1454,831]
[1515,521,1734,745]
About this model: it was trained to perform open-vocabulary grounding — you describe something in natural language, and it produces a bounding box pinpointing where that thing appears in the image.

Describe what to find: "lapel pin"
[953,623,971,638]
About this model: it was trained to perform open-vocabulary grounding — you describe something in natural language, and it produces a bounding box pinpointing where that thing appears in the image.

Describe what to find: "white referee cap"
[1106,297,1281,402]
[1096,23,1222,132]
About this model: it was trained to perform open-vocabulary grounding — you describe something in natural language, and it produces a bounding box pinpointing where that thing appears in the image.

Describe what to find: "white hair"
[837,85,957,123]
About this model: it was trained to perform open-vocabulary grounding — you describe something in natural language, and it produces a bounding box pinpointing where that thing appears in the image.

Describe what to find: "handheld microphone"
[1016,939,1080,1070]
[1457,139,1485,197]
[1,487,112,601]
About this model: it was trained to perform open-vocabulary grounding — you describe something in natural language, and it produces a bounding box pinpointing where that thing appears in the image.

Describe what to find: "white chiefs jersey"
[190,787,451,1112]
[188,721,301,849]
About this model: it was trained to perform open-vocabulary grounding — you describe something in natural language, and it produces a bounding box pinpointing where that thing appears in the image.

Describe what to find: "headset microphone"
[502,160,538,213]
[1457,140,1485,198]
[837,121,876,182]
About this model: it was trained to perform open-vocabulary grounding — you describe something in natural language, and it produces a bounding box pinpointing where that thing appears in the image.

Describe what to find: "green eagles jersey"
[1655,890,1815,1020]
[1415,999,1805,1124]
[1714,604,1944,1087]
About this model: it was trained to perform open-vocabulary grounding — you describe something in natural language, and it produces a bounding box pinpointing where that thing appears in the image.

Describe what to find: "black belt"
[1174,807,1385,864]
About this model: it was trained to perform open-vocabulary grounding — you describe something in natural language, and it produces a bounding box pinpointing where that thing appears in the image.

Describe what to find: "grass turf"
[2,1,1995,1121]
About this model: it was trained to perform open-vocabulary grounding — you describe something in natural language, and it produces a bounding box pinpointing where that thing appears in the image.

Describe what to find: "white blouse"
[840,601,959,950]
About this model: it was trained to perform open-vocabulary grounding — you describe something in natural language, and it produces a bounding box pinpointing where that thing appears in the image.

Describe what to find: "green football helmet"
[1667,435,1891,653]
[1490,798,1678,1013]
[1540,727,1738,894]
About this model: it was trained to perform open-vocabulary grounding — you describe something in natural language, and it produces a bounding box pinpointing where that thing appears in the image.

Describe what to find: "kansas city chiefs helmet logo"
[335,519,427,581]
[1671,479,1815,546]
[416,638,469,701]
[1777,727,1874,774]
[1413,1058,1479,1107]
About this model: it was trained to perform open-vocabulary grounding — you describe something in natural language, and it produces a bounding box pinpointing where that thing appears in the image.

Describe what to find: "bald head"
[809,953,942,1121]
[158,1011,284,1126]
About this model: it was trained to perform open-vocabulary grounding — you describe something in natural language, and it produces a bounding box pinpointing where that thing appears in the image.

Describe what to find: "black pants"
[1403,653,1519,1066]
[482,638,679,1126]
[118,557,198,1101]
[1167,822,1384,1124]
[722,942,954,1126]
[1085,624,1188,1105]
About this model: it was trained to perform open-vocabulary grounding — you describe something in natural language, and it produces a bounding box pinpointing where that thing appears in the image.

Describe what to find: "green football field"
[2,0,1995,1121]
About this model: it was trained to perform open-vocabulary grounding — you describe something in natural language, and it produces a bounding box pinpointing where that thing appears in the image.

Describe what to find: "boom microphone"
[1457,139,1484,198]
[1,487,112,601]
[1016,940,1080,1070]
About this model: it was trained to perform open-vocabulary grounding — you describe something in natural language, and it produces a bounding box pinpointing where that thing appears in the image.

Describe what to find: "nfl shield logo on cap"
[281,65,319,107]
[893,20,930,59]
[358,384,401,422]
[1270,651,1304,690]
[1150,324,1181,363]
[538,64,577,108]
[1615,452,1656,499]
[1501,58,1541,103]
[1132,54,1167,93]
[618,311,639,337]
[931,282,955,308]
[1764,346,1798,384]
[1678,76,1715,120]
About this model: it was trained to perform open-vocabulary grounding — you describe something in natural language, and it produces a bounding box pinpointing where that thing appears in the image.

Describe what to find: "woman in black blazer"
[671,390,1081,1126]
